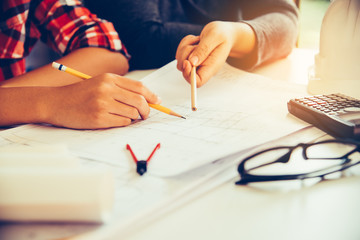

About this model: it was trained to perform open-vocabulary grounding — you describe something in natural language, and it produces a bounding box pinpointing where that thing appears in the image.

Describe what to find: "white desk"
[124,48,360,240]
[1,48,359,240]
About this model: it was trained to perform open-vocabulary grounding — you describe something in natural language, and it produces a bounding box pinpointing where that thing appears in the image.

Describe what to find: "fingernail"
[190,56,198,66]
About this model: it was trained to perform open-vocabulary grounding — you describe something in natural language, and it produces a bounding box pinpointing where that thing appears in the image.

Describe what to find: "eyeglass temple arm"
[239,149,292,172]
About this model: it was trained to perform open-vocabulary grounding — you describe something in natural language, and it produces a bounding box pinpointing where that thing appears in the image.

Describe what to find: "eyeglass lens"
[305,142,358,159]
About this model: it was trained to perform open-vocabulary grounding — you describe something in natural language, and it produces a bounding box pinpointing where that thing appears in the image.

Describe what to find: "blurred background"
[298,0,331,49]
[26,0,332,71]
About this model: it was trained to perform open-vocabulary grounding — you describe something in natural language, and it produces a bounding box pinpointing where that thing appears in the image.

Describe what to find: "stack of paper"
[0,145,115,223]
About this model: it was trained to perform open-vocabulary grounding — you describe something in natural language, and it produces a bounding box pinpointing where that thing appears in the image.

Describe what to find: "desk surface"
[126,48,360,240]
[1,49,360,240]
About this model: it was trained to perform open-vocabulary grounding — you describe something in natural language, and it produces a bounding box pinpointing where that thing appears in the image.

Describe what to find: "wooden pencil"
[190,65,197,111]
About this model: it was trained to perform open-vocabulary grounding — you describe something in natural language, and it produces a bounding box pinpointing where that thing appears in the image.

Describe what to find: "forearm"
[0,87,52,126]
[0,73,161,129]
[0,47,129,87]
[226,0,298,70]
[245,12,298,62]
[227,13,298,70]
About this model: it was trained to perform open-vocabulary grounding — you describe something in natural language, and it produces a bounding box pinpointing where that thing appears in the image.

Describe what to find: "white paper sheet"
[0,61,309,176]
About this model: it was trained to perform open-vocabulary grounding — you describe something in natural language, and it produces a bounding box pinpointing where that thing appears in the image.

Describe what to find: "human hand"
[176,21,236,87]
[176,21,256,87]
[45,73,161,129]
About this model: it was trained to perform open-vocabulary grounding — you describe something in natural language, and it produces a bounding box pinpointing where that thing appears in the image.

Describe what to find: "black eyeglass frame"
[236,139,360,185]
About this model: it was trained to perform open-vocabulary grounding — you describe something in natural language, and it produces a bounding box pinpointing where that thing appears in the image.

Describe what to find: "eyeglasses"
[236,139,360,185]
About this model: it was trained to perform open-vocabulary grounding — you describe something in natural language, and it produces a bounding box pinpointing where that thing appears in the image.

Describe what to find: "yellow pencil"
[52,62,185,119]
[190,65,197,111]
[148,103,185,119]
[52,62,92,79]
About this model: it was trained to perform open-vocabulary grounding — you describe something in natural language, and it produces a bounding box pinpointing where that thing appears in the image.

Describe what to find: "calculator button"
[343,107,360,112]
[317,101,327,105]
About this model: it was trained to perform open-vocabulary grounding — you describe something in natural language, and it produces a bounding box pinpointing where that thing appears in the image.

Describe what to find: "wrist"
[0,87,56,126]
[229,22,256,58]
[33,87,59,125]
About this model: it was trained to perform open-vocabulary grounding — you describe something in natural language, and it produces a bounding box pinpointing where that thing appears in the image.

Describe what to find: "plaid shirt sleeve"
[35,0,129,58]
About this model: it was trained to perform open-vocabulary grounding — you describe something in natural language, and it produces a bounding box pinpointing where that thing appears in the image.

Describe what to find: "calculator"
[287,93,360,140]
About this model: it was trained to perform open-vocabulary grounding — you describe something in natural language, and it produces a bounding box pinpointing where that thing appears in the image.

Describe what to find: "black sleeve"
[85,0,298,71]
[85,0,203,70]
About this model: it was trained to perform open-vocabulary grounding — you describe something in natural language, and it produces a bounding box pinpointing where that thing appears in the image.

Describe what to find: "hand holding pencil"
[52,62,185,123]
[176,21,239,88]
[45,64,161,129]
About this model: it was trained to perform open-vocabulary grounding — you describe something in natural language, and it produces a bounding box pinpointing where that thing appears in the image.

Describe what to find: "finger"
[112,75,161,104]
[180,35,200,45]
[188,36,219,67]
[108,100,141,120]
[78,111,132,129]
[181,60,193,84]
[102,113,132,128]
[176,35,200,71]
[111,87,151,120]
[195,44,229,86]
[176,35,200,59]
[176,45,196,72]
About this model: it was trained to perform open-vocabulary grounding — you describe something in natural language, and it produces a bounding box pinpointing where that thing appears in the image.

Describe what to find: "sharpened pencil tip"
[181,116,186,119]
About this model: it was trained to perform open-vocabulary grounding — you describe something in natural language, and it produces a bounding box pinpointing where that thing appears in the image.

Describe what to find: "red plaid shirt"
[0,0,128,81]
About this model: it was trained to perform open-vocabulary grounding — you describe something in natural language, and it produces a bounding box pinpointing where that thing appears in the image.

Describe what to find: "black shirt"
[85,0,298,70]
